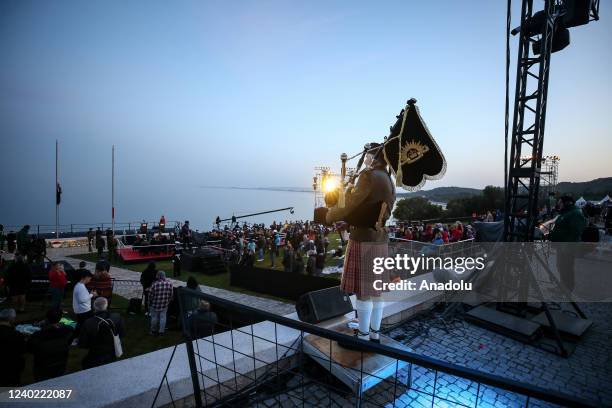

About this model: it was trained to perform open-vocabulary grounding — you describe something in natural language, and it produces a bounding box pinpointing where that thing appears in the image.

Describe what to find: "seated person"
[79,297,124,369]
[0,308,26,386]
[188,300,218,338]
[86,262,113,301]
[27,309,74,382]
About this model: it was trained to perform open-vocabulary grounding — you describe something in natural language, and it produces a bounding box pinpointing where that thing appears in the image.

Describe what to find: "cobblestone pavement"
[244,302,610,407]
[55,254,295,316]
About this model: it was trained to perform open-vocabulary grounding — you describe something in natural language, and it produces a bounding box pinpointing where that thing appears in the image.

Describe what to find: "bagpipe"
[315,98,447,223]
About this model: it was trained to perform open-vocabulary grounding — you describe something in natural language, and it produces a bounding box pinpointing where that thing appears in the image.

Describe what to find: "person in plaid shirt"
[149,271,173,335]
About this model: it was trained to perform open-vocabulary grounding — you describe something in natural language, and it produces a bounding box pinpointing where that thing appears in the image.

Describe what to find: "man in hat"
[323,142,396,343]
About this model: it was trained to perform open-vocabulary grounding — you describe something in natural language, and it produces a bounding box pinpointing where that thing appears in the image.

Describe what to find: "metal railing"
[2,220,181,239]
[155,287,597,408]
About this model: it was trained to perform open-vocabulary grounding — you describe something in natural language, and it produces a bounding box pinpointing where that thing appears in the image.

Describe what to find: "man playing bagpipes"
[315,98,446,343]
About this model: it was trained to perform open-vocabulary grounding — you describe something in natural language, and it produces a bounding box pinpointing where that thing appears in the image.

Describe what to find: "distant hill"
[204,177,611,202]
[555,177,612,200]
[397,186,481,202]
[396,177,611,203]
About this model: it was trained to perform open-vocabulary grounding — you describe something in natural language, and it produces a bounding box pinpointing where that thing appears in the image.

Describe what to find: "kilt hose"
[340,239,390,298]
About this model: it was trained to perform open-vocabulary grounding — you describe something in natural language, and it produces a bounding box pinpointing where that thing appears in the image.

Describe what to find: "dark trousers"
[74,310,93,340]
[143,289,150,311]
[557,250,576,293]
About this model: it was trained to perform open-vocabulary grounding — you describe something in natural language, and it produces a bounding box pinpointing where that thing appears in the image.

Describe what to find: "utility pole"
[112,145,115,234]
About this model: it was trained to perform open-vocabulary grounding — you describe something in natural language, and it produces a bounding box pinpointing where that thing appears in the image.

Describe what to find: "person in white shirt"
[72,270,97,343]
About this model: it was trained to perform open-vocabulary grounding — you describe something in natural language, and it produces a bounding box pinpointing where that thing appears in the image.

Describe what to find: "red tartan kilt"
[340,239,389,297]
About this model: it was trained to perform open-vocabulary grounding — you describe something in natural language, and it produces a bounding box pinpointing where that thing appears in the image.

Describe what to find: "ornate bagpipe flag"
[383,98,446,191]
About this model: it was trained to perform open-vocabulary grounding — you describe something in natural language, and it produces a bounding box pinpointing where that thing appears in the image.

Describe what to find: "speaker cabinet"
[296,286,353,324]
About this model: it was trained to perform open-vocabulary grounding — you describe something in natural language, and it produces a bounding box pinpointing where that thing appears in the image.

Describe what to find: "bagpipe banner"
[383,100,446,191]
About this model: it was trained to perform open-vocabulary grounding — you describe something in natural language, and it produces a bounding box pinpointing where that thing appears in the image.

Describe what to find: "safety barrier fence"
[2,221,181,239]
[152,287,597,407]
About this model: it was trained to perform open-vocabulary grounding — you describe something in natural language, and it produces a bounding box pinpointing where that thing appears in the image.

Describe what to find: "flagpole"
[112,145,115,235]
[55,140,59,239]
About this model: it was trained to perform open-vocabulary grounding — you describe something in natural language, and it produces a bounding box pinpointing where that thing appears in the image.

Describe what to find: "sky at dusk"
[1,1,610,225]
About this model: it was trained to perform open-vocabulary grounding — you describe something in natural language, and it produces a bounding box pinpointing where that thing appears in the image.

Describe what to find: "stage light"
[323,178,338,193]
[563,0,596,28]
[533,25,570,55]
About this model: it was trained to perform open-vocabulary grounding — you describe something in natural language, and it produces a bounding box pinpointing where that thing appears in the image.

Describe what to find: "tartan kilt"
[340,239,390,298]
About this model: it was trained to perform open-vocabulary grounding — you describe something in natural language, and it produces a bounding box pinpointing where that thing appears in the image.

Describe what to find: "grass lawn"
[71,253,296,304]
[71,234,345,301]
[4,291,183,387]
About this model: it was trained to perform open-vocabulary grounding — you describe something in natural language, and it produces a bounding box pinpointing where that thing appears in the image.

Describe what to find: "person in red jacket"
[48,262,68,310]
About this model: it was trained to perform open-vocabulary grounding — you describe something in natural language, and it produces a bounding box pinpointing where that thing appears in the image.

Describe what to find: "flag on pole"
[56,182,62,205]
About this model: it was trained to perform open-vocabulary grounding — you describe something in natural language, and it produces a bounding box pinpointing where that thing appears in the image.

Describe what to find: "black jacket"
[140,267,157,289]
[28,324,73,382]
[0,325,26,386]
[79,311,124,364]
[6,262,31,295]
[188,311,218,338]
[327,165,395,242]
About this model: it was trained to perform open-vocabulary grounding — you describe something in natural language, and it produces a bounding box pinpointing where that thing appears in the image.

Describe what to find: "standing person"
[72,270,96,342]
[159,215,166,233]
[306,248,316,275]
[48,262,68,310]
[257,235,265,261]
[149,271,173,336]
[79,297,124,369]
[172,253,181,278]
[16,225,31,259]
[0,309,26,386]
[282,243,294,273]
[106,230,116,262]
[6,254,31,312]
[6,230,17,253]
[181,221,191,249]
[95,228,105,258]
[292,251,304,273]
[323,142,395,343]
[548,195,587,292]
[0,224,5,251]
[315,250,326,276]
[27,309,74,382]
[269,237,276,267]
[86,228,95,252]
[88,262,113,301]
[140,261,157,316]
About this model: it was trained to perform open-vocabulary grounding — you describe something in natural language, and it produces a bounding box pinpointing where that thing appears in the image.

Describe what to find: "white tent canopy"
[599,195,611,205]
[575,196,587,208]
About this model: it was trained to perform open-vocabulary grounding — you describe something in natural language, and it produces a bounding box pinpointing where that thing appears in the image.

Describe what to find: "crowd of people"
[201,220,343,276]
[0,256,124,386]
[392,221,476,244]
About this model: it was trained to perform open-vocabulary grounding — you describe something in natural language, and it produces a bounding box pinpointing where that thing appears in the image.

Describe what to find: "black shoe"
[369,328,381,344]
[337,331,370,351]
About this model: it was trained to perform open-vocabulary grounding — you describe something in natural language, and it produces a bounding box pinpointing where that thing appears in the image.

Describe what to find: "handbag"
[96,316,123,358]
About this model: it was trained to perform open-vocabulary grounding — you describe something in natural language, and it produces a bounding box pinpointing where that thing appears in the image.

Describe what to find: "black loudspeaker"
[296,286,353,324]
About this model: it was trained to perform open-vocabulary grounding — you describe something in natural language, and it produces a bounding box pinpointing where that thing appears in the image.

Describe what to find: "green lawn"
[71,253,296,303]
[71,234,345,301]
[5,292,183,387]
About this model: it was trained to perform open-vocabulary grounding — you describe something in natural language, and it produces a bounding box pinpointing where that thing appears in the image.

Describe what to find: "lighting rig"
[464,0,600,357]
